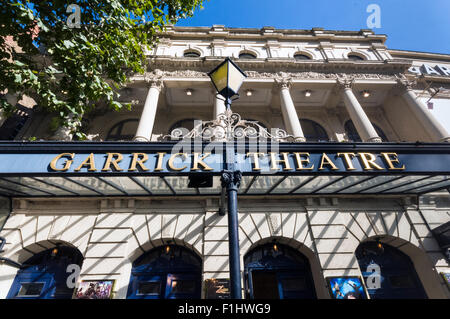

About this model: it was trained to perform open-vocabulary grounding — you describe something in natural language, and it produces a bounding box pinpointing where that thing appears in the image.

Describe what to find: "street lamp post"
[208,58,247,299]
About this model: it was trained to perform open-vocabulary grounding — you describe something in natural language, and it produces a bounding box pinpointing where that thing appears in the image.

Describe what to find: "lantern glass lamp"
[208,57,247,108]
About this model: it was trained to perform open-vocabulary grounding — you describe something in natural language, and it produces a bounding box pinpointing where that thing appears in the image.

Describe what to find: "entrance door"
[127,245,202,299]
[165,273,201,299]
[250,271,279,299]
[245,243,316,299]
[7,246,83,299]
[8,270,56,299]
[128,275,164,299]
[356,241,427,299]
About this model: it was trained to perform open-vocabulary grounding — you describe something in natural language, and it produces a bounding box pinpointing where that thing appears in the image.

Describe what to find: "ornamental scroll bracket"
[164,109,295,142]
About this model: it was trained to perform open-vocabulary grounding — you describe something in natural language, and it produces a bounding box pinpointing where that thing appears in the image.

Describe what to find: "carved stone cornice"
[148,56,412,76]
[143,69,401,82]
[146,69,208,79]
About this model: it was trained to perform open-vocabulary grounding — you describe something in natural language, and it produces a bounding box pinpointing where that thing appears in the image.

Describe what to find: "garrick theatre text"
[49,152,406,173]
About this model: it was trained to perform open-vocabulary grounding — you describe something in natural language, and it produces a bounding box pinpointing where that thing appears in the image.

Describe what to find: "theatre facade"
[0,26,449,299]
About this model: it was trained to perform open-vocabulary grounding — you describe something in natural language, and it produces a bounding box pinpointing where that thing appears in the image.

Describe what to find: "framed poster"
[326,276,368,299]
[441,272,450,290]
[74,280,115,299]
[204,278,230,299]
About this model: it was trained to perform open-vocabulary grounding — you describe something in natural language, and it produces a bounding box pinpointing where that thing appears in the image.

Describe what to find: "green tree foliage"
[0,0,204,139]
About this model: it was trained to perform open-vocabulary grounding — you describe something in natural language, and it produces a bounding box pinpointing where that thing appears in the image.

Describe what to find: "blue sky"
[177,0,450,54]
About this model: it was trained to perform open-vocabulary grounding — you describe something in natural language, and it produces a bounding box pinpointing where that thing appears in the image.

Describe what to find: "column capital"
[336,77,355,90]
[274,78,293,90]
[144,76,164,91]
[221,170,242,191]
[396,78,417,91]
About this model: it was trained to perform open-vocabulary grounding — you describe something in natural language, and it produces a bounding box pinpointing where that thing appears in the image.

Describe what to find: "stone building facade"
[0,26,449,299]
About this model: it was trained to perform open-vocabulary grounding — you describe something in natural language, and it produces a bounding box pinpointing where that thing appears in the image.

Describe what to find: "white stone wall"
[0,197,449,299]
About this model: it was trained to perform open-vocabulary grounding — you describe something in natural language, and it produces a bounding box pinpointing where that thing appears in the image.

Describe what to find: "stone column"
[134,80,163,142]
[399,81,450,142]
[277,79,306,142]
[340,80,381,142]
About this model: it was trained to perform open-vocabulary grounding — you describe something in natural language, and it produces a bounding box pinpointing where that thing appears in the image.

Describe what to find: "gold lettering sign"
[381,152,405,170]
[247,152,265,171]
[337,153,356,170]
[293,152,314,170]
[49,153,74,172]
[192,153,213,171]
[319,153,338,170]
[358,153,384,170]
[102,153,123,171]
[48,151,406,173]
[270,152,292,171]
[74,153,97,172]
[168,153,188,171]
[129,153,149,171]
[154,152,166,171]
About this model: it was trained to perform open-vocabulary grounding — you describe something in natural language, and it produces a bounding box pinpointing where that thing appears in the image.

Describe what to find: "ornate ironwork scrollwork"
[164,109,295,142]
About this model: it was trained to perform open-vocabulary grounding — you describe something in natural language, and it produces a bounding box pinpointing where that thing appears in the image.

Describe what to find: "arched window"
[348,53,365,61]
[244,243,316,299]
[127,245,202,299]
[356,241,427,299]
[183,50,200,58]
[294,53,311,60]
[7,246,83,299]
[299,119,329,142]
[239,52,257,59]
[106,119,139,141]
[344,120,388,142]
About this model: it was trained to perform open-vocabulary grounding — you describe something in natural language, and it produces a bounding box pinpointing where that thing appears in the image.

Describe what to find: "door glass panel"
[251,271,279,299]
[281,277,306,292]
[171,280,195,294]
[137,281,161,295]
[389,275,414,289]
[17,283,44,297]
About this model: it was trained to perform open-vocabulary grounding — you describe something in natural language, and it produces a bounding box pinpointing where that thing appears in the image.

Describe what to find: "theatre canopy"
[0,142,449,197]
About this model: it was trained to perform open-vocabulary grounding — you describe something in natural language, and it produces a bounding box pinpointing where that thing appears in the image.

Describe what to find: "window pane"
[106,119,139,141]
[281,277,306,292]
[18,283,44,297]
[294,54,311,60]
[171,280,195,294]
[184,51,200,58]
[137,281,161,295]
[239,53,256,59]
[348,54,364,61]
[345,120,388,142]
[389,275,414,289]
[299,119,329,142]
